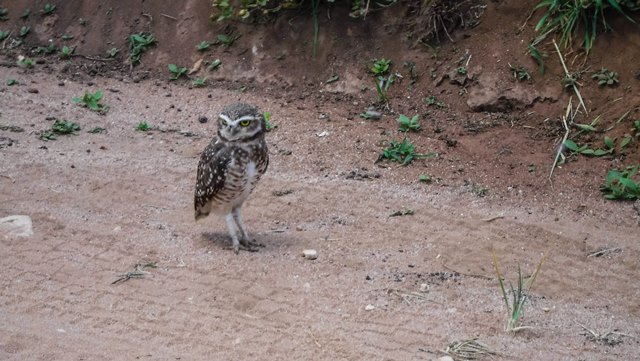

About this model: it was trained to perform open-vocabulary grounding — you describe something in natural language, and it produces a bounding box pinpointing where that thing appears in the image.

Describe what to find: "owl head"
[217,103,266,142]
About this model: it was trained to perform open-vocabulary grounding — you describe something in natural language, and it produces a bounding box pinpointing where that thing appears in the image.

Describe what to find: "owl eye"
[239,120,251,127]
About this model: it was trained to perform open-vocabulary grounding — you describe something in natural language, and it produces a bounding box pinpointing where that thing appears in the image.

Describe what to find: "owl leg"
[225,213,242,254]
[232,207,264,250]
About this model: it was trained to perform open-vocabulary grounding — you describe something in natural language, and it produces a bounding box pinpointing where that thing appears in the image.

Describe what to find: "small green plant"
[42,3,56,15]
[527,42,547,75]
[196,40,212,51]
[0,30,9,41]
[371,58,391,76]
[192,78,207,87]
[397,114,421,132]
[389,208,414,217]
[380,137,436,166]
[19,26,30,38]
[168,64,188,80]
[0,7,8,21]
[492,252,546,333]
[207,59,222,71]
[88,127,106,134]
[509,63,531,81]
[217,33,239,47]
[59,45,74,59]
[456,66,468,75]
[6,79,18,86]
[72,90,108,113]
[36,43,57,54]
[564,137,615,157]
[264,111,276,131]
[601,165,640,200]
[106,47,119,58]
[591,68,619,87]
[633,120,640,139]
[425,95,446,108]
[418,174,432,183]
[39,119,80,141]
[21,9,31,19]
[61,34,74,40]
[135,121,151,132]
[52,119,80,134]
[129,33,156,65]
[17,57,34,68]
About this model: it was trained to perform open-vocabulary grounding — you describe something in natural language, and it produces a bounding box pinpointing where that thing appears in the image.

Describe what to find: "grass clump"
[444,338,496,360]
[380,138,436,166]
[532,0,637,54]
[72,90,108,114]
[492,252,546,333]
[601,165,640,200]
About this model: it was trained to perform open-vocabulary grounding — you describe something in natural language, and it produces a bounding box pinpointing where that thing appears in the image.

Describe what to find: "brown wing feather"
[194,139,231,219]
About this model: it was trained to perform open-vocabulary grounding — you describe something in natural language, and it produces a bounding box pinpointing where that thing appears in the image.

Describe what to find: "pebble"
[432,357,454,361]
[27,88,39,94]
[302,249,318,260]
[364,304,375,311]
[198,116,208,123]
[0,215,34,237]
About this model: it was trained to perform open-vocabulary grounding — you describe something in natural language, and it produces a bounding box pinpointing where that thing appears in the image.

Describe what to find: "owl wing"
[194,139,231,219]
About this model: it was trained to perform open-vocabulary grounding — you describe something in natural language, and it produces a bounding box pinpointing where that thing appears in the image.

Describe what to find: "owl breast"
[206,142,268,215]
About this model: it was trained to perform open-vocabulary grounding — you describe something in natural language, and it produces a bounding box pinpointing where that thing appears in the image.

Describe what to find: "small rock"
[302,249,318,260]
[198,116,208,124]
[316,130,330,137]
[27,88,39,94]
[0,215,34,237]
[57,82,65,87]
[364,304,375,311]
[295,224,304,231]
[432,357,454,361]
[364,109,382,120]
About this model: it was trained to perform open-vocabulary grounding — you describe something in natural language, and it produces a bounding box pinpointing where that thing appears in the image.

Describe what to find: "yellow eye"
[239,120,251,127]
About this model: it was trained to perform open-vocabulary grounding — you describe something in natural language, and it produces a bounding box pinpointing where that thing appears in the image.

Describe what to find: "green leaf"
[168,64,178,73]
[564,139,579,151]
[604,136,615,149]
[620,136,632,149]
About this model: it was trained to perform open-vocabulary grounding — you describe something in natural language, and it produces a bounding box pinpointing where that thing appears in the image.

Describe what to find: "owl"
[194,103,269,254]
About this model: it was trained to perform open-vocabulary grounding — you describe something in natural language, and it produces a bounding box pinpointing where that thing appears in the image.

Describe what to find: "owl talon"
[225,244,260,254]
[240,238,264,248]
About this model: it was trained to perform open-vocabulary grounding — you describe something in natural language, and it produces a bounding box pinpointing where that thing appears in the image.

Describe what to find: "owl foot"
[226,243,261,254]
[240,238,265,249]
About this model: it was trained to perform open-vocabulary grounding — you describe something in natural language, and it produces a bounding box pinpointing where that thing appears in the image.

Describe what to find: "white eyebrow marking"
[219,114,233,123]
[237,115,255,122]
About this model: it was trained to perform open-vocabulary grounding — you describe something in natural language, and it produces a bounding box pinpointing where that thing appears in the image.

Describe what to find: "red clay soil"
[1,1,639,360]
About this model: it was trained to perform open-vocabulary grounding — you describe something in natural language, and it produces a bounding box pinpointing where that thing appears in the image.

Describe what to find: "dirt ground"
[1,1,640,360]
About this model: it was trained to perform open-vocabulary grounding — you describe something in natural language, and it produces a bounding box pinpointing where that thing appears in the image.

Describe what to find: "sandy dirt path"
[1,71,639,360]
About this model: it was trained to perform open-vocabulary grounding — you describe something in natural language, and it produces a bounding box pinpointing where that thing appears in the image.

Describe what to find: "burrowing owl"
[194,103,269,254]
